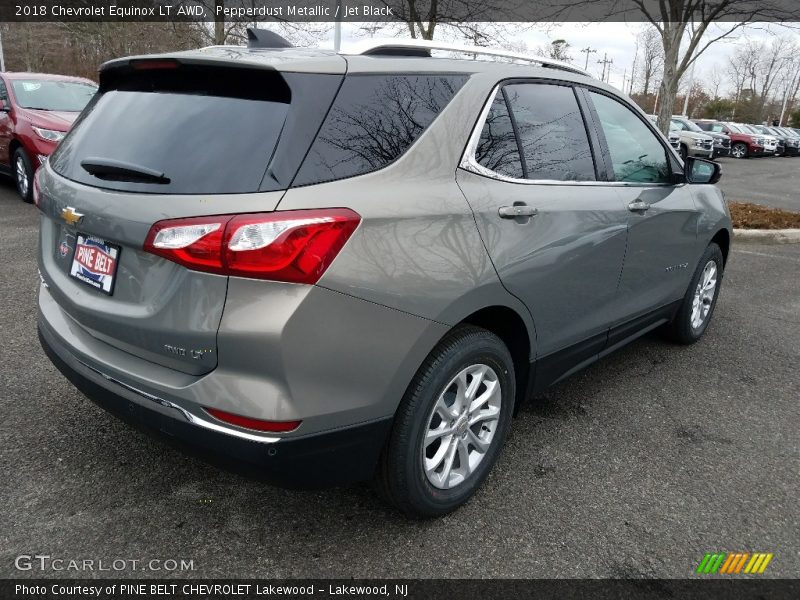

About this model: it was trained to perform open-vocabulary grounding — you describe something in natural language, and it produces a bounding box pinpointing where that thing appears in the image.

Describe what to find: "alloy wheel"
[421,364,502,490]
[16,156,29,197]
[691,260,718,329]
[731,144,746,159]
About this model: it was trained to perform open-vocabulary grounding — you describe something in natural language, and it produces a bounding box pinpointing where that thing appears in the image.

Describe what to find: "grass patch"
[728,202,800,229]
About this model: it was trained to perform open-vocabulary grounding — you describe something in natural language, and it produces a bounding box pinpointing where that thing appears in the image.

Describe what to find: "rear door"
[457,81,629,361]
[39,61,343,375]
[584,89,699,323]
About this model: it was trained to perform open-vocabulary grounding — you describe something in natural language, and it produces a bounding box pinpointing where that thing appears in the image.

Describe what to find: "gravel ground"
[0,179,798,579]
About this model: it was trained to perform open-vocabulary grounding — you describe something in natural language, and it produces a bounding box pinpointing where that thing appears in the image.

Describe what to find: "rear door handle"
[628,200,651,212]
[499,205,538,218]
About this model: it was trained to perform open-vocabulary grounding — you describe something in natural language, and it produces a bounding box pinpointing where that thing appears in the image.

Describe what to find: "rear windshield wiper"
[81,157,170,184]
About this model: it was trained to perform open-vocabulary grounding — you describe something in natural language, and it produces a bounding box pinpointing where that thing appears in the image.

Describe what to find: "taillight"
[204,407,301,433]
[143,209,360,284]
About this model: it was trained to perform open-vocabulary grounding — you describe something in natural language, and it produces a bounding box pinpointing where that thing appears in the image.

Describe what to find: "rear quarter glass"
[49,67,343,195]
[292,73,468,187]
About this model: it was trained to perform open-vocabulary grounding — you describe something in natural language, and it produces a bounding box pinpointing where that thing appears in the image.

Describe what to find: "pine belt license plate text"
[69,234,121,295]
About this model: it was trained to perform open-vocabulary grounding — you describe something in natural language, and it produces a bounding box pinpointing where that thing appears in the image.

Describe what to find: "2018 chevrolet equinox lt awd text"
[36,35,732,517]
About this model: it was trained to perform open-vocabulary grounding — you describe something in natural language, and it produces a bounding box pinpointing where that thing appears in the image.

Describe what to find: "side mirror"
[685,156,721,185]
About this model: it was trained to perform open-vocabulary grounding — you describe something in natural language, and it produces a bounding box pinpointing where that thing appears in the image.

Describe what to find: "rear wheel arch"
[711,228,730,266]
[457,305,532,410]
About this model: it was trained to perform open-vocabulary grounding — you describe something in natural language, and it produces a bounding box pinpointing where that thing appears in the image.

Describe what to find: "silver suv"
[36,37,732,517]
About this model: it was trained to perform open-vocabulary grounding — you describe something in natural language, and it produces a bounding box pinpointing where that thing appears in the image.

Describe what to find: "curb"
[733,229,800,244]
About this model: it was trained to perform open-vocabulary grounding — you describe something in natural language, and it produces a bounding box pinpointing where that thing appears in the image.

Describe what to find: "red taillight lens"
[143,215,229,274]
[204,407,301,433]
[143,209,360,284]
[130,59,180,70]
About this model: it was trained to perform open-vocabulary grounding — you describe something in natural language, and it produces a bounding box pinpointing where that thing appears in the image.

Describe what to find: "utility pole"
[0,29,5,72]
[779,72,798,126]
[580,47,596,71]
[621,68,627,93]
[333,0,342,52]
[682,60,697,117]
[597,53,613,82]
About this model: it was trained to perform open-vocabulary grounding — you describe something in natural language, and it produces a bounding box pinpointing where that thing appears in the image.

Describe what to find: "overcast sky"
[326,21,799,97]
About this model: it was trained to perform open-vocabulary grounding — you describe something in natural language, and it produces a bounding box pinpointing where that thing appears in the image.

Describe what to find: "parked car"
[694,120,772,159]
[667,131,681,151]
[0,72,97,202]
[752,124,799,157]
[36,37,732,517]
[742,124,782,155]
[671,115,729,159]
[649,114,713,160]
[773,126,800,155]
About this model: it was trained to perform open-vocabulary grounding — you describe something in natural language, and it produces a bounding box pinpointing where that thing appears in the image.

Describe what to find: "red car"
[693,120,770,159]
[0,72,97,202]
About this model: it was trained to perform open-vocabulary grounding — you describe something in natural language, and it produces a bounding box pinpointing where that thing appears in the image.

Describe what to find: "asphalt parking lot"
[1,175,798,579]
[717,154,800,212]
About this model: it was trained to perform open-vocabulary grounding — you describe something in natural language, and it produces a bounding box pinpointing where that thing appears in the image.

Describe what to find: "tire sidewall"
[397,332,515,515]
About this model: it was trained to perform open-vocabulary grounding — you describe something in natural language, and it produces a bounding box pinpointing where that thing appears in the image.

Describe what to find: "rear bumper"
[38,322,392,488]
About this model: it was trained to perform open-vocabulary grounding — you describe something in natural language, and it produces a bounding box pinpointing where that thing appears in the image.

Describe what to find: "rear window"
[50,66,342,195]
[293,74,468,186]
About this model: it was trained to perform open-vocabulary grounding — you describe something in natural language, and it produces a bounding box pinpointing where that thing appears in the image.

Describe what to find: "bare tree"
[635,25,662,96]
[537,39,573,62]
[619,1,800,134]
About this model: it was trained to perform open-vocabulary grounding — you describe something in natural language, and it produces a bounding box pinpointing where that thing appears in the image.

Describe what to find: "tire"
[13,147,34,203]
[375,325,515,517]
[731,142,748,159]
[663,243,724,345]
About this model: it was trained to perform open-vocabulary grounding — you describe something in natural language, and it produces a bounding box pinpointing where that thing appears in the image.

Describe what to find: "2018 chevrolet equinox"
[36,36,732,517]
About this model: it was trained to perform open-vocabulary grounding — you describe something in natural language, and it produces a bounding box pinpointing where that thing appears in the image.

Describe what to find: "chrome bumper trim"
[75,358,281,444]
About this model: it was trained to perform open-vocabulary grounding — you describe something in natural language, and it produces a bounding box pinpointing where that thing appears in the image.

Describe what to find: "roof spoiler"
[247,28,293,49]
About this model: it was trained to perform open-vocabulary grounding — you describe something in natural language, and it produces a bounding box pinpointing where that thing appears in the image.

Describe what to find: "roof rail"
[342,39,591,77]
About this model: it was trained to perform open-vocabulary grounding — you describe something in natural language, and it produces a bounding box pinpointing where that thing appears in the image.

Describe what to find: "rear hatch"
[39,53,344,375]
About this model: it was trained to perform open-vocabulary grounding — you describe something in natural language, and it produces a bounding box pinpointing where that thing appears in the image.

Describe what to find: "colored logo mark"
[696,552,773,574]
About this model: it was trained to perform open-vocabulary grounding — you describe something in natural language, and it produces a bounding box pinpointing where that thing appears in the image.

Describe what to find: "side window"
[0,80,8,106]
[475,92,524,179]
[589,91,670,184]
[504,83,596,181]
[294,74,468,186]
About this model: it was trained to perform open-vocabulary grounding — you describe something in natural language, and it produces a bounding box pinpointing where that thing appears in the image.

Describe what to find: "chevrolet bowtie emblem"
[61,206,84,226]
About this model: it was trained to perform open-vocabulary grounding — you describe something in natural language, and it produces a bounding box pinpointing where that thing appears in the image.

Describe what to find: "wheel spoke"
[438,438,458,488]
[466,428,490,454]
[456,438,472,475]
[469,405,500,426]
[425,424,452,446]
[424,435,452,476]
[464,365,486,403]
[468,378,497,414]
[435,395,458,420]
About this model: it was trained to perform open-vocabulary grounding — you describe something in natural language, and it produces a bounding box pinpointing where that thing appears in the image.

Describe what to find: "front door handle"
[499,205,538,219]
[628,200,651,212]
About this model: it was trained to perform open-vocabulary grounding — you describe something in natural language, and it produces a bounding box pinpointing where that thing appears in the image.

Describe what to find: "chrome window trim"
[75,358,281,444]
[460,82,676,188]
